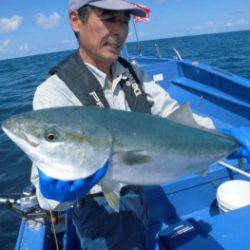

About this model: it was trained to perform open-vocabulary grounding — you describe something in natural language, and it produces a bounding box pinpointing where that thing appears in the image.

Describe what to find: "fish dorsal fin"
[168,103,222,135]
[168,103,201,129]
[100,179,125,212]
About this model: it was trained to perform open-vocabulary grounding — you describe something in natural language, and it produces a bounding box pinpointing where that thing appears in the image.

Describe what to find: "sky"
[0,0,250,60]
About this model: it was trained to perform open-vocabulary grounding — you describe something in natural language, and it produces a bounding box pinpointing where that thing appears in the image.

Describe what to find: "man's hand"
[222,127,250,163]
[38,161,109,202]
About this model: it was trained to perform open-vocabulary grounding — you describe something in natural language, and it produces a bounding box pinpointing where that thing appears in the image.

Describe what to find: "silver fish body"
[2,106,239,185]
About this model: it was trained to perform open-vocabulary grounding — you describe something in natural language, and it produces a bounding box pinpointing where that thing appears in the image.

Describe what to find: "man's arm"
[135,66,215,129]
[33,75,82,110]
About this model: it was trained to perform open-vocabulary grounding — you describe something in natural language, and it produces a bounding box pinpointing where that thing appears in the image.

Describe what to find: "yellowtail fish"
[2,104,239,210]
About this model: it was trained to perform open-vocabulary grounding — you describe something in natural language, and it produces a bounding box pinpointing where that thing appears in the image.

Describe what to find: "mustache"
[104,38,124,47]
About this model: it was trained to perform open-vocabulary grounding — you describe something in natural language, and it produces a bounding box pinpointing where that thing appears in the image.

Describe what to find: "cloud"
[239,18,248,25]
[193,25,202,30]
[3,40,10,47]
[0,16,22,34]
[226,22,234,27]
[61,39,73,45]
[60,39,77,50]
[225,18,248,28]
[36,12,62,29]
[0,39,11,52]
[19,43,30,52]
[206,21,216,29]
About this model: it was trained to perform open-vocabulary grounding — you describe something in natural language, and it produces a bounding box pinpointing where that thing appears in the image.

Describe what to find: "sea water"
[0,30,249,249]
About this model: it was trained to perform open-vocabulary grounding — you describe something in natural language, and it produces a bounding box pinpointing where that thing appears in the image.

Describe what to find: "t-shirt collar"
[85,60,129,91]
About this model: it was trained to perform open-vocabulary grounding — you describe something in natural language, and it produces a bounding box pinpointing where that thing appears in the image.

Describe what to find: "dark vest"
[49,51,152,114]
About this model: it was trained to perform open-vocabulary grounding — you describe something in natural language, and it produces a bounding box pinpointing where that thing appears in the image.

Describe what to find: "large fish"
[1,105,239,210]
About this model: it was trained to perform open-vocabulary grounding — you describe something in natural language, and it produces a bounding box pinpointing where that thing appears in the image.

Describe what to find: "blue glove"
[38,161,109,203]
[221,127,250,163]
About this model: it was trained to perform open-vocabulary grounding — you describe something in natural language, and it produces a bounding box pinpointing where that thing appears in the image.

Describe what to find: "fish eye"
[45,131,58,142]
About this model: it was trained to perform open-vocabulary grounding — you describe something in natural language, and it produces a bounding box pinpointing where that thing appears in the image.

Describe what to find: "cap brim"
[89,0,146,17]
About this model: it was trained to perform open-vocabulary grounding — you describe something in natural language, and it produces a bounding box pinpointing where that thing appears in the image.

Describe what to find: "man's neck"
[79,48,113,81]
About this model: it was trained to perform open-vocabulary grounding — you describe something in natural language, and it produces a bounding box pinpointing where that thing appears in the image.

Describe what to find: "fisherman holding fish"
[2,0,249,249]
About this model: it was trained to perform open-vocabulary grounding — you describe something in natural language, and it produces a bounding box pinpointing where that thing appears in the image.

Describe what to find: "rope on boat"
[218,161,250,179]
[49,210,60,250]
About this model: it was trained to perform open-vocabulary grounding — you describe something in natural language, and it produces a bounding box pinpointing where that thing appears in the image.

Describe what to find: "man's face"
[72,8,130,64]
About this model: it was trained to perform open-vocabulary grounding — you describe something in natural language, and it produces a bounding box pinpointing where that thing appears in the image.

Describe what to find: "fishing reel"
[0,185,67,233]
[0,185,47,223]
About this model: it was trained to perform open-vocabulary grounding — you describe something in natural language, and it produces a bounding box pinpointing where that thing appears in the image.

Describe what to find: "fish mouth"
[2,118,40,148]
[2,119,17,141]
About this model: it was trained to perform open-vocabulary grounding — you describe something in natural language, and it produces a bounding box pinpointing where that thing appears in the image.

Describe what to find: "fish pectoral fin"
[113,150,152,166]
[100,180,125,212]
[103,191,120,212]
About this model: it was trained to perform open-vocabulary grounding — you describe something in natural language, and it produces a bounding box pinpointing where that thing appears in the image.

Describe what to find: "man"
[32,0,250,249]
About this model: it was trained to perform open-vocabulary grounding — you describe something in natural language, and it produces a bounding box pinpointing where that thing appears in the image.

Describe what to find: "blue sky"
[0,0,249,60]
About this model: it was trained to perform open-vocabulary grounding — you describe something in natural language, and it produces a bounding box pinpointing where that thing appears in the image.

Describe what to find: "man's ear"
[69,11,81,33]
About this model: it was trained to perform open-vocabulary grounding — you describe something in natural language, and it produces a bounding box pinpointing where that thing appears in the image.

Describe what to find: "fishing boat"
[7,46,250,249]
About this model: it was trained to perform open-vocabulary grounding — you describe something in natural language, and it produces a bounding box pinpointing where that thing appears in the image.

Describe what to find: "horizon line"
[1,28,249,62]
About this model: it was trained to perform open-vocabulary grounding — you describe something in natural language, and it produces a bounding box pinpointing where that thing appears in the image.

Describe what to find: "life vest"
[49,50,152,114]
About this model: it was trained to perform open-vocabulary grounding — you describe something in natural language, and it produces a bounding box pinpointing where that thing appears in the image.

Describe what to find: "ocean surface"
[0,30,250,249]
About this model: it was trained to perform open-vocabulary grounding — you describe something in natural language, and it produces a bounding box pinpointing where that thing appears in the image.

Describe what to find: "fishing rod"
[132,19,142,56]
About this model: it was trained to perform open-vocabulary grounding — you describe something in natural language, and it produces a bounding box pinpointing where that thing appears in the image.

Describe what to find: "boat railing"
[125,43,184,61]
[218,161,250,179]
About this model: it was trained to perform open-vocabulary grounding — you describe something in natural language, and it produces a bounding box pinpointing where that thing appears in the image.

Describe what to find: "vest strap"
[118,57,152,114]
[50,51,152,114]
[50,51,109,108]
